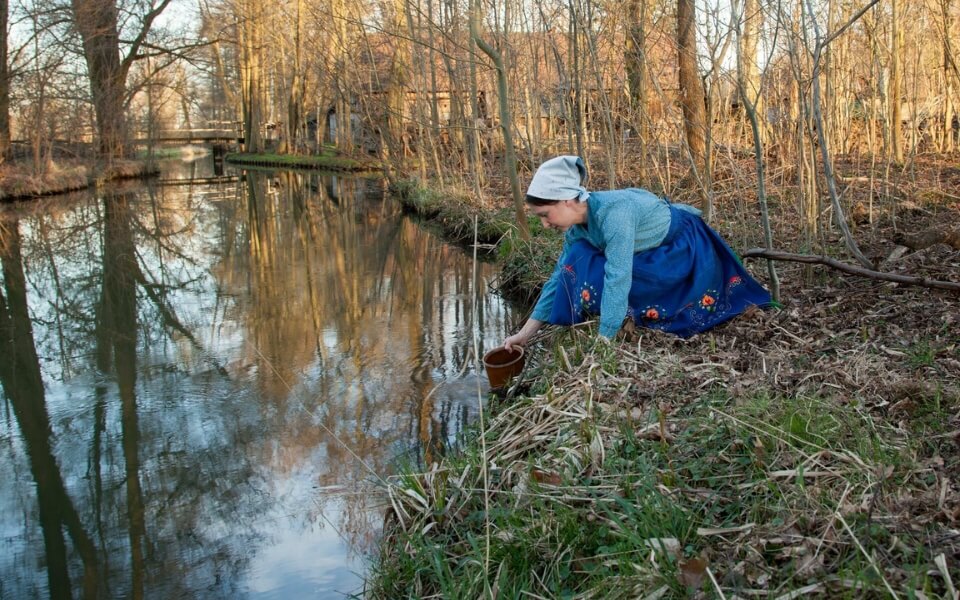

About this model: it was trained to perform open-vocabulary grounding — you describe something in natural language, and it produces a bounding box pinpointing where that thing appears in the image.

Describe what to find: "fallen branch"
[742,248,960,292]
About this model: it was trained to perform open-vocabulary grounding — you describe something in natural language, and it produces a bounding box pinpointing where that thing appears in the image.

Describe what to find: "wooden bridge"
[134,127,243,144]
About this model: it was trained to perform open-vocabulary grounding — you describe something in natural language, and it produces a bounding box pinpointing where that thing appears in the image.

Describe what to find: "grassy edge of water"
[367,178,958,599]
[389,178,563,306]
[224,150,377,171]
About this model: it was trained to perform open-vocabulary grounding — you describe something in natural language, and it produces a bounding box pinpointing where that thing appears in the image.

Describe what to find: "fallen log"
[893,226,960,251]
[742,248,960,292]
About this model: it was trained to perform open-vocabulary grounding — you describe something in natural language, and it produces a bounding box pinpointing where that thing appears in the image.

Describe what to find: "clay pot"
[482,346,525,389]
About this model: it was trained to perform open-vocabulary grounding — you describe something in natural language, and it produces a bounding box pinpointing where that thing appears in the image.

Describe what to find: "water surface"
[0,160,515,598]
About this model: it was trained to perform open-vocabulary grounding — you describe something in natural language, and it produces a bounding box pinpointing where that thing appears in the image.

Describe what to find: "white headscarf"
[526,155,590,202]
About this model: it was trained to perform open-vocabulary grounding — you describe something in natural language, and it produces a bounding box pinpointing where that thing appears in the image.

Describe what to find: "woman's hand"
[503,332,528,352]
[503,318,544,352]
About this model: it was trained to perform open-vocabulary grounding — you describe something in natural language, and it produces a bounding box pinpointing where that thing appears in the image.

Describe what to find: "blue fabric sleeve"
[596,206,639,338]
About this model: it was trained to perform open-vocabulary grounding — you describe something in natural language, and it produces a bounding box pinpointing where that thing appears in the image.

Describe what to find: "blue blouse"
[530,188,701,338]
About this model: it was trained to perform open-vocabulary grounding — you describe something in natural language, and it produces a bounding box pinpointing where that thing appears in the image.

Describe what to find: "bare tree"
[625,0,650,184]
[677,0,707,182]
[69,0,174,159]
[888,0,903,163]
[803,0,878,269]
[0,0,9,160]
[737,0,779,301]
[470,0,529,240]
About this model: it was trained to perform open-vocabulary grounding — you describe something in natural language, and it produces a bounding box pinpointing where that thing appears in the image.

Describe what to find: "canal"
[0,157,516,598]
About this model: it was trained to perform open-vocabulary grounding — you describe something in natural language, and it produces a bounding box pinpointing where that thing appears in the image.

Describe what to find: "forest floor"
[370,153,960,598]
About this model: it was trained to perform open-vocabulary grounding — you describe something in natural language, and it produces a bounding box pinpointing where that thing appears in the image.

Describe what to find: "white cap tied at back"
[526,155,590,202]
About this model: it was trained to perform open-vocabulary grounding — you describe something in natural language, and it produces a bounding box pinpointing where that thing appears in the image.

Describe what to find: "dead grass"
[1,158,159,202]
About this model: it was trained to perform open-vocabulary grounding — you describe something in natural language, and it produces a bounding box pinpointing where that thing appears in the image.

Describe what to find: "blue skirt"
[547,207,772,338]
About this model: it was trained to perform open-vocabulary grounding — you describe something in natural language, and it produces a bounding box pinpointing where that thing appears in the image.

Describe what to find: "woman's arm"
[597,204,640,339]
[503,318,544,351]
[505,236,569,349]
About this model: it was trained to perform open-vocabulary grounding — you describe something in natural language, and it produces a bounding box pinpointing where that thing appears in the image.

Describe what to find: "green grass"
[389,178,526,249]
[224,150,374,171]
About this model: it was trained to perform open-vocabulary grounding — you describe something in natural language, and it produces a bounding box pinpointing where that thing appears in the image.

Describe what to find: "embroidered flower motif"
[645,308,660,320]
[728,275,742,285]
[700,293,717,311]
[564,264,575,273]
[579,283,598,315]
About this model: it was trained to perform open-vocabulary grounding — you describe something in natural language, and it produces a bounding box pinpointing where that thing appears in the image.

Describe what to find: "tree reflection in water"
[0,165,513,598]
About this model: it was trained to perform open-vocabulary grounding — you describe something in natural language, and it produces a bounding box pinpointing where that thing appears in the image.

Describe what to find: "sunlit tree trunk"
[677,0,707,177]
[385,0,409,168]
[333,0,353,152]
[283,0,305,153]
[579,0,618,186]
[467,33,484,190]
[803,0,875,269]
[239,0,264,152]
[940,0,956,152]
[625,0,650,184]
[569,1,585,157]
[740,0,763,143]
[889,0,904,162]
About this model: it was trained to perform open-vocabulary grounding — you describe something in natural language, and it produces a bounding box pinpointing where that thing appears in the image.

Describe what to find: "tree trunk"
[384,0,408,168]
[569,1,585,158]
[470,0,529,240]
[941,0,956,152]
[625,0,649,184]
[737,4,779,302]
[740,0,763,142]
[889,0,903,162]
[240,0,264,152]
[70,0,127,159]
[0,0,9,160]
[285,0,305,153]
[334,0,353,152]
[677,0,707,176]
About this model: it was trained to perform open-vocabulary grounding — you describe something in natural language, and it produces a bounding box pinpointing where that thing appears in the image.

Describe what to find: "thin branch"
[822,0,881,48]
[742,248,960,292]
[120,0,175,78]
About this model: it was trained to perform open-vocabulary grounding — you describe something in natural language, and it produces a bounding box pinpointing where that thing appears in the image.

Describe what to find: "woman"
[503,155,771,351]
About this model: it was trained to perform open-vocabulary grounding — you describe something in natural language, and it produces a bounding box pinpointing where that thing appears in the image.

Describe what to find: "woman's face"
[530,200,585,232]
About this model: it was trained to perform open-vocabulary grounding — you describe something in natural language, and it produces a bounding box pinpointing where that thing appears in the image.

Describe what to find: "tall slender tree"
[0,0,9,160]
[677,0,707,179]
[889,0,903,162]
[625,0,650,183]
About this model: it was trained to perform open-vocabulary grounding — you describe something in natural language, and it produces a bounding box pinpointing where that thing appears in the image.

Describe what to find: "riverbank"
[389,178,563,306]
[0,160,159,202]
[369,177,960,598]
[224,150,377,171]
